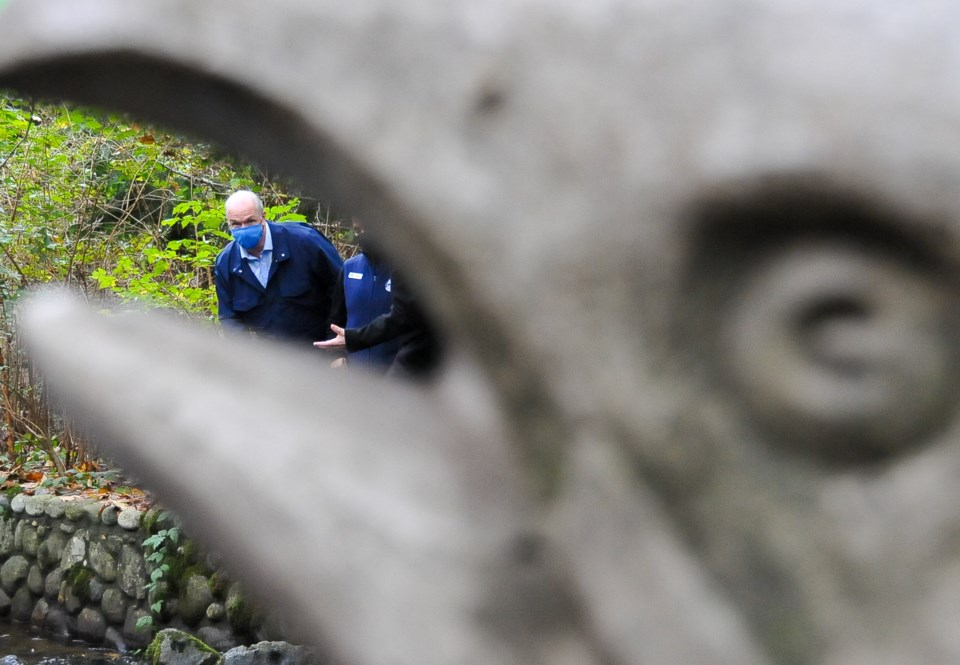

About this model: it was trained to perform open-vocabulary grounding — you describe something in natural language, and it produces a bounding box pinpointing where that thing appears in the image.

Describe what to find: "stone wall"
[0,493,271,652]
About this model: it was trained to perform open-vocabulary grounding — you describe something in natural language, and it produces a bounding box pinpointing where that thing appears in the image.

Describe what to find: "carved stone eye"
[682,182,960,465]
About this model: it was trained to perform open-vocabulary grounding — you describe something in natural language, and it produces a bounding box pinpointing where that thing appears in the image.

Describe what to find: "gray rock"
[104,626,127,652]
[9,494,26,514]
[118,508,141,530]
[0,555,30,594]
[44,567,64,599]
[105,534,124,555]
[225,583,262,635]
[30,597,48,627]
[118,544,147,599]
[88,576,106,603]
[101,587,127,624]
[165,597,180,620]
[0,518,12,557]
[149,628,222,665]
[12,521,23,551]
[62,579,84,614]
[24,495,50,517]
[223,642,318,665]
[64,499,96,522]
[44,497,66,519]
[20,524,40,556]
[179,573,214,626]
[26,565,44,595]
[206,602,225,621]
[84,502,104,522]
[252,613,287,643]
[60,532,87,569]
[10,587,33,622]
[122,605,154,650]
[0,656,23,665]
[0,588,11,616]
[197,626,238,652]
[59,522,76,534]
[100,505,120,526]
[87,541,117,582]
[44,606,72,639]
[37,530,68,570]
[77,607,107,644]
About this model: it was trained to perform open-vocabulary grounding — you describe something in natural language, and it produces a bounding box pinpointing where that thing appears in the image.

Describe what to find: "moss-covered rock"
[225,584,263,636]
[181,539,202,565]
[207,571,228,598]
[69,563,92,595]
[146,627,222,665]
[141,509,160,536]
[179,573,214,626]
[143,510,180,537]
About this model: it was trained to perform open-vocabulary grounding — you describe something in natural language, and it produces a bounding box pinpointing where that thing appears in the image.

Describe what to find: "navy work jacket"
[344,270,442,378]
[342,253,401,369]
[215,222,343,342]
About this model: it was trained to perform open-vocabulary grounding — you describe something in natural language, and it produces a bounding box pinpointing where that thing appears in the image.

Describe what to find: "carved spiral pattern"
[719,240,958,464]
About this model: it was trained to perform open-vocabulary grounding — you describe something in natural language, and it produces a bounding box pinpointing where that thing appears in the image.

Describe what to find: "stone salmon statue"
[3,1,960,663]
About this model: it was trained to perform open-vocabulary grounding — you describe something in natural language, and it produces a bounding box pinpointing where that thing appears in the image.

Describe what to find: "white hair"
[224,189,264,215]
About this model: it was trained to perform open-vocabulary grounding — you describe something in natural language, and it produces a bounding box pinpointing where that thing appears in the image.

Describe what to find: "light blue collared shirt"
[239,223,273,287]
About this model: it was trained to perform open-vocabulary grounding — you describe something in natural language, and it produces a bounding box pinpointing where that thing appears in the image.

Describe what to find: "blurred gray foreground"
[5,1,960,664]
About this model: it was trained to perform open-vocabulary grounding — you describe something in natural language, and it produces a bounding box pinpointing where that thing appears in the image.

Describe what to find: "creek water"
[0,622,143,665]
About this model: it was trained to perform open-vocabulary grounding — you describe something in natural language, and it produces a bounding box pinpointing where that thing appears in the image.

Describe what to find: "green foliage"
[139,520,183,631]
[0,93,353,478]
[39,467,119,492]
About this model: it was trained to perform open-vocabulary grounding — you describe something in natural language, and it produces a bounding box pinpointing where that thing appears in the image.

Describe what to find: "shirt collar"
[238,222,273,260]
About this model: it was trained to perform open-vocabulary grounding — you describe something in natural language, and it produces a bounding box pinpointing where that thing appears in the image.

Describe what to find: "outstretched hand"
[314,324,346,350]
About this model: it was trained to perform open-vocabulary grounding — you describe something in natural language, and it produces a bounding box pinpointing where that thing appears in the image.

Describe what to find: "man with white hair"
[214,189,343,343]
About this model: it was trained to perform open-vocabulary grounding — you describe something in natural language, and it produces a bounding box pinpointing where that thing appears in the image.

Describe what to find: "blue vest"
[343,253,401,369]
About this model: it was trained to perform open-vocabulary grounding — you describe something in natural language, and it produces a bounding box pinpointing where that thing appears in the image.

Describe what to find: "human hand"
[313,324,347,350]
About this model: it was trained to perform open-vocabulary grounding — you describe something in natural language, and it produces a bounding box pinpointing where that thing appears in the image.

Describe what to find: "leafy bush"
[0,94,353,479]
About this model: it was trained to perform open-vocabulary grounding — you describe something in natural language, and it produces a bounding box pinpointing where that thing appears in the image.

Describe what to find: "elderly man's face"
[226,199,264,231]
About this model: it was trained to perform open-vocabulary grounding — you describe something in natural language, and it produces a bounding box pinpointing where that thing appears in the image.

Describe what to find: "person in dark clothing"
[315,264,442,380]
[215,190,343,344]
[326,220,401,372]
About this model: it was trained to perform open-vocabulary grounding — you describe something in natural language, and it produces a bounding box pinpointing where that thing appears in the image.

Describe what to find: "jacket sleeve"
[215,248,249,336]
[326,268,347,330]
[344,272,418,351]
[308,230,344,334]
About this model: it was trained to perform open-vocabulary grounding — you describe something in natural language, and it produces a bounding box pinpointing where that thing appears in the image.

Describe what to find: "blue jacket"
[341,253,401,369]
[343,269,442,379]
[215,222,343,342]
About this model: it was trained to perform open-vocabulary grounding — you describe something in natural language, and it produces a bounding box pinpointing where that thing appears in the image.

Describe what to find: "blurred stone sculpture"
[2,1,960,664]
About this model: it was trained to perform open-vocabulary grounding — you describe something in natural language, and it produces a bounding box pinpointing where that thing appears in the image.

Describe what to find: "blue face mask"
[231,223,263,250]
